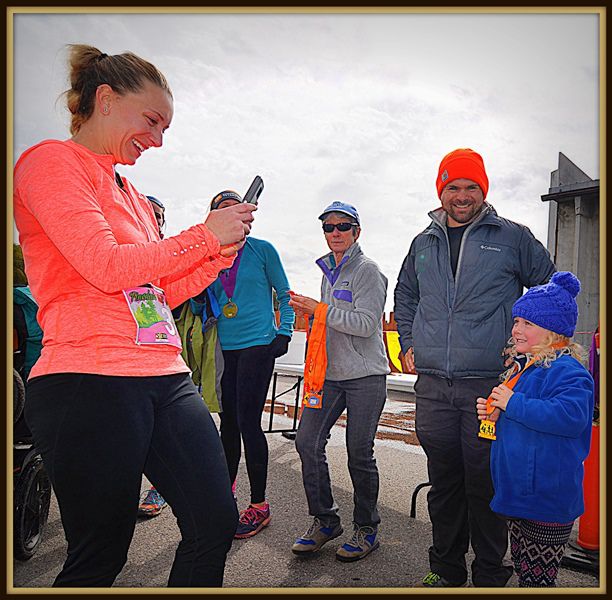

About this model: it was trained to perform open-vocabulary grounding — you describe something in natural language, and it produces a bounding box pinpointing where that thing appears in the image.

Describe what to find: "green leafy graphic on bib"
[133,297,164,328]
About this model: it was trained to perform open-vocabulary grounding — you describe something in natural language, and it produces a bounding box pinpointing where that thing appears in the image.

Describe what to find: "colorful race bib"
[123,284,182,349]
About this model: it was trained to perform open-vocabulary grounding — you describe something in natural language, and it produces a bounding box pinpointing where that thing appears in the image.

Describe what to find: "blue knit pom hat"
[512,271,581,337]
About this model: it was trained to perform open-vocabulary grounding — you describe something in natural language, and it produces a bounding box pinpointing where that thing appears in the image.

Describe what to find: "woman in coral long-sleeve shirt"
[13,44,256,588]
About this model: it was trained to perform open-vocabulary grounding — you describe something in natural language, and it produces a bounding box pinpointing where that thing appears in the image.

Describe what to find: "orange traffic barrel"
[577,424,599,550]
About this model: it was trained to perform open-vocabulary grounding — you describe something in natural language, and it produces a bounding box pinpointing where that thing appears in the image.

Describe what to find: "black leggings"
[219,344,275,504]
[25,372,238,587]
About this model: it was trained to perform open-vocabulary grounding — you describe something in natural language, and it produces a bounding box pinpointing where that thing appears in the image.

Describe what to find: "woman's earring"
[103,105,109,114]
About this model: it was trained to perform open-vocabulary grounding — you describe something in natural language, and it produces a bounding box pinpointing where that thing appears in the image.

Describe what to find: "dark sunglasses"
[322,222,355,233]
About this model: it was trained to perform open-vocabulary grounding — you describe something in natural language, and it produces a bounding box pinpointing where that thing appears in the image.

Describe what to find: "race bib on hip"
[123,284,182,350]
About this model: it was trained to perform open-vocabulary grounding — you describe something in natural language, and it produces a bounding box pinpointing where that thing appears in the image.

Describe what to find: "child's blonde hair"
[502,331,586,381]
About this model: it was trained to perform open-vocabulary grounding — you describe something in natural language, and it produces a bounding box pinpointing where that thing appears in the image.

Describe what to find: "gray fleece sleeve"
[325,261,387,338]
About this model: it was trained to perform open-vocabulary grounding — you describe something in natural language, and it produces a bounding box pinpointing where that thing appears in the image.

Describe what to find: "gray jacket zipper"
[430,205,492,379]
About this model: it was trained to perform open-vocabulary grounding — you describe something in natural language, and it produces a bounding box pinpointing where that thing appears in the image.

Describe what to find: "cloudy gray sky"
[11,10,600,312]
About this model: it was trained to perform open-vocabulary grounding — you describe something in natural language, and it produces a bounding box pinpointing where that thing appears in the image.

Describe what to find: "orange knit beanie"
[436,148,489,199]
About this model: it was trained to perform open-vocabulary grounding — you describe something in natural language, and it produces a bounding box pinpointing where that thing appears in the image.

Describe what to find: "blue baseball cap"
[318,201,360,225]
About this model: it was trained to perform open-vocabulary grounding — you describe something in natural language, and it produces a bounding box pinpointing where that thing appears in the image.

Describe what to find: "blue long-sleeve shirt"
[490,354,594,523]
[210,237,294,350]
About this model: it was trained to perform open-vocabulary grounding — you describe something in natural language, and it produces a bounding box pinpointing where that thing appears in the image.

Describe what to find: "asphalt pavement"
[11,397,601,592]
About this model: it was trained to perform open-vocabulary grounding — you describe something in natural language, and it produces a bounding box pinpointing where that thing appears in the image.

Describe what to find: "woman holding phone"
[13,44,255,587]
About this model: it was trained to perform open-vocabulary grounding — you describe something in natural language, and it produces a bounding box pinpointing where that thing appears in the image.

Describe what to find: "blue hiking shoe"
[335,525,379,562]
[138,487,167,518]
[292,517,343,555]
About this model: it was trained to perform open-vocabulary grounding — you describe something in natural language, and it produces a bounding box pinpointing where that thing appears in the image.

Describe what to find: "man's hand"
[205,202,256,246]
[399,347,415,373]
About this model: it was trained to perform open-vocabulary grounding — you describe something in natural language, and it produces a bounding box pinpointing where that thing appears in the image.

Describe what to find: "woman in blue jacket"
[477,272,594,587]
[209,190,294,539]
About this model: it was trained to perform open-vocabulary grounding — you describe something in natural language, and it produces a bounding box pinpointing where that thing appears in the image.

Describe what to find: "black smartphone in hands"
[243,176,264,205]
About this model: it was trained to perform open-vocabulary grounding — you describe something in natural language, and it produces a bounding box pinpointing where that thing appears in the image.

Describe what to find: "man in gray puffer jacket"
[394,148,555,588]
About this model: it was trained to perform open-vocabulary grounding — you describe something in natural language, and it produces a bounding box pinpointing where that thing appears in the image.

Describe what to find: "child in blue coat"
[476,271,594,587]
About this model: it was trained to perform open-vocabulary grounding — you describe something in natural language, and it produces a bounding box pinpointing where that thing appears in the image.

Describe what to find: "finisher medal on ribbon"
[223,300,238,318]
[220,248,243,319]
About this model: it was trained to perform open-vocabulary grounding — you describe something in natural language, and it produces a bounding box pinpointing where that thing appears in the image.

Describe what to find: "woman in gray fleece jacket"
[288,201,389,563]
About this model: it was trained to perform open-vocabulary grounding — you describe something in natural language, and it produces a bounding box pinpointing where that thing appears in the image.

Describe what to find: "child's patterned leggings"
[508,518,574,587]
